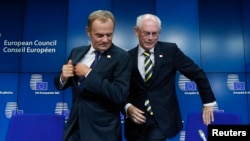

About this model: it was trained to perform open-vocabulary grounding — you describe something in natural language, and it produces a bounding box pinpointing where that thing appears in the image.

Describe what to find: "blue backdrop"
[0,0,249,141]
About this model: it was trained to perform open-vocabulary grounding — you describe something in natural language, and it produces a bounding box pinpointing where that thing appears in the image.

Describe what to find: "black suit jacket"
[125,41,216,139]
[54,44,131,141]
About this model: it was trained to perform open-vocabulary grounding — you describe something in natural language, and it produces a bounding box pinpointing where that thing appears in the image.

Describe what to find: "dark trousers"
[65,119,81,141]
[127,112,167,141]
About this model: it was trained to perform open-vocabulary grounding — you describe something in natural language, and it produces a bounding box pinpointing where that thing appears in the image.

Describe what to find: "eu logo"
[185,82,197,91]
[233,82,245,90]
[36,82,48,90]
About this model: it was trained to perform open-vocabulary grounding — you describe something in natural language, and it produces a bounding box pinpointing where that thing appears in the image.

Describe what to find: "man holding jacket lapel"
[54,10,131,141]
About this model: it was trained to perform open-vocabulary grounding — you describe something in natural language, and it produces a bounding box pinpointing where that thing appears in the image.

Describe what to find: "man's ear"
[134,27,139,37]
[86,26,90,37]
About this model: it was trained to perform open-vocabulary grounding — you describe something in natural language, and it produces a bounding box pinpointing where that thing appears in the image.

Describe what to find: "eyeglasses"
[139,30,160,38]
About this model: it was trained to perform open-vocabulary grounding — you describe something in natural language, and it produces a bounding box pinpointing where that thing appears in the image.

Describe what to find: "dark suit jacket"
[54,44,131,141]
[125,41,216,139]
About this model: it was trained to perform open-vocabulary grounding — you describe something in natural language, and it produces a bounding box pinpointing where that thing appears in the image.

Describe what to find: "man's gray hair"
[136,14,161,30]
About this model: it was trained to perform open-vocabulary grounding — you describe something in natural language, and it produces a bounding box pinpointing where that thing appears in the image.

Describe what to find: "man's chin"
[144,45,154,49]
[98,46,110,51]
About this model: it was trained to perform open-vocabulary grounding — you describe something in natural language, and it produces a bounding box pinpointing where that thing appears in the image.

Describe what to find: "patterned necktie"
[143,50,153,115]
[143,51,153,83]
[145,99,153,115]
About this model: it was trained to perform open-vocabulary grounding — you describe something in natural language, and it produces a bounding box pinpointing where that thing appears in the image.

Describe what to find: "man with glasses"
[123,14,217,141]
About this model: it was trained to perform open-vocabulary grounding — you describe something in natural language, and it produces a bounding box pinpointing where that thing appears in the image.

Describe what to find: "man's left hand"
[202,106,214,125]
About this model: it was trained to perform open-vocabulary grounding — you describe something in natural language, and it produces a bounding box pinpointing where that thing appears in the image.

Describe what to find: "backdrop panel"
[18,73,64,114]
[199,0,245,72]
[242,0,250,72]
[20,0,68,73]
[0,0,25,73]
[247,73,250,122]
[0,73,19,141]
[156,0,201,67]
[111,0,155,50]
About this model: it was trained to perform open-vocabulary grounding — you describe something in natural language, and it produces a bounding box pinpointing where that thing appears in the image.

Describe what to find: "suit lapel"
[71,46,90,84]
[150,43,164,84]
[72,46,90,65]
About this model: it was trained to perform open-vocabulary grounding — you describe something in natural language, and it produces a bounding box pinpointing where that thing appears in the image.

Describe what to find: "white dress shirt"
[137,46,155,80]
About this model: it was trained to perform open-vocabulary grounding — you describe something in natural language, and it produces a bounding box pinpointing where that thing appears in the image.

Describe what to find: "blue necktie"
[78,50,101,91]
[90,50,101,68]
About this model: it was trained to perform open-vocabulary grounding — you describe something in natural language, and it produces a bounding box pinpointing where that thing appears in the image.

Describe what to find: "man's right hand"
[127,105,146,125]
[61,60,74,83]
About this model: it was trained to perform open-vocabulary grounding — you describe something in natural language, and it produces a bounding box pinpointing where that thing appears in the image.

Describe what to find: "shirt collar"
[90,44,104,54]
[138,45,154,56]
